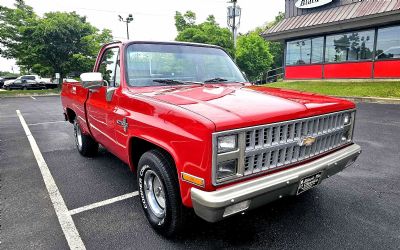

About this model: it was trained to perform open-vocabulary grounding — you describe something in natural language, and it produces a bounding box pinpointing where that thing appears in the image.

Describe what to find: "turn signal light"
[181,173,205,187]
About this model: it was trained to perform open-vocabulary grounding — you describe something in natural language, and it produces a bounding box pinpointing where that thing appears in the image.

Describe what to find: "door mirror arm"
[106,87,117,102]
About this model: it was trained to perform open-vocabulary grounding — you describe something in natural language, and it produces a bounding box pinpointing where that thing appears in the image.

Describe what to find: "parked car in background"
[0,76,18,88]
[18,74,42,83]
[4,79,45,90]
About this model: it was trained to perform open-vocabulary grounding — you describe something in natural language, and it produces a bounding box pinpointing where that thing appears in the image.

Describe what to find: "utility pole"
[118,14,134,40]
[227,0,241,48]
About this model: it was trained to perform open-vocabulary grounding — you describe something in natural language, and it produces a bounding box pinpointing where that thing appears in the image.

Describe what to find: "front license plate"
[297,172,322,195]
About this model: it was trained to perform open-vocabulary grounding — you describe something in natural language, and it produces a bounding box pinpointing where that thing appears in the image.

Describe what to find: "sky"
[0,0,284,73]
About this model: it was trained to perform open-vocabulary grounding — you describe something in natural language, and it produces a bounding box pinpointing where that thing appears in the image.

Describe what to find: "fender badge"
[117,118,129,133]
[298,136,316,147]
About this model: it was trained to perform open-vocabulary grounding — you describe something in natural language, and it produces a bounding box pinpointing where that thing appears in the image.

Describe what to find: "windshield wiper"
[153,79,204,86]
[153,79,185,85]
[204,77,228,83]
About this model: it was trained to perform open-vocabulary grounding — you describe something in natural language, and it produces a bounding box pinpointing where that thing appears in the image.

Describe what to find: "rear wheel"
[73,119,98,157]
[137,149,188,237]
[23,86,27,90]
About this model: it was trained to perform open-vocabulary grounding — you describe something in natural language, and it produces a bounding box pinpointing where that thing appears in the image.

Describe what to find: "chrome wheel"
[144,169,166,218]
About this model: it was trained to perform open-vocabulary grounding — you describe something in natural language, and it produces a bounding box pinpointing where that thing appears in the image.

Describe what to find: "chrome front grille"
[242,111,349,176]
[212,109,356,185]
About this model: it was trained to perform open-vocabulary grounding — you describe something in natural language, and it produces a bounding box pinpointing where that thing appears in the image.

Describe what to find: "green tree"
[236,32,273,81]
[0,1,112,77]
[174,11,234,57]
[264,12,285,69]
[174,11,196,32]
[0,0,38,73]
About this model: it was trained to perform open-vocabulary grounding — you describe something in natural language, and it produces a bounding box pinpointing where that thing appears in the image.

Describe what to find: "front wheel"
[73,119,98,157]
[137,149,188,237]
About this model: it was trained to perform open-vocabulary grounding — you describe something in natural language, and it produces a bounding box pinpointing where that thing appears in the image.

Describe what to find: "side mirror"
[80,72,104,89]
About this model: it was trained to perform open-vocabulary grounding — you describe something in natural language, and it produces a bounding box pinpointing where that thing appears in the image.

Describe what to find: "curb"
[333,96,400,105]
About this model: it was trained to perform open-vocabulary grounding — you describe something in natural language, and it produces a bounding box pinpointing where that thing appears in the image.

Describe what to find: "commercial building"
[263,0,400,80]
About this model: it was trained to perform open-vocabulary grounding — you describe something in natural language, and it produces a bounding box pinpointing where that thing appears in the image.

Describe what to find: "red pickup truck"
[61,41,361,236]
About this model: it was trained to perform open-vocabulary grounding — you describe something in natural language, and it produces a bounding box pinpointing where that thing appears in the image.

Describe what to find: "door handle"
[89,89,99,93]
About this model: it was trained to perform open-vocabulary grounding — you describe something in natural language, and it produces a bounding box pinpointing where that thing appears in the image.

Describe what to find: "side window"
[14,80,21,84]
[98,47,120,87]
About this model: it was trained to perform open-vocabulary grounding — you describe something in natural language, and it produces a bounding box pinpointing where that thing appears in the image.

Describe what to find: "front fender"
[120,93,216,207]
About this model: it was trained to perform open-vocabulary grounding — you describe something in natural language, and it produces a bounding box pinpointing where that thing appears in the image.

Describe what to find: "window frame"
[96,46,121,88]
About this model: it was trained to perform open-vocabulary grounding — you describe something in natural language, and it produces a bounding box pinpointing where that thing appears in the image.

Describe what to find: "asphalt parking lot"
[1,95,400,249]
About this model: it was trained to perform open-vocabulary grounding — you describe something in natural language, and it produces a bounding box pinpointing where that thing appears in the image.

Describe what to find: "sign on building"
[295,0,333,9]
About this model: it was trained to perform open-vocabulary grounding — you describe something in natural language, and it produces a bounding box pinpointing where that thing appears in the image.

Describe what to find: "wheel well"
[66,108,76,123]
[129,137,175,171]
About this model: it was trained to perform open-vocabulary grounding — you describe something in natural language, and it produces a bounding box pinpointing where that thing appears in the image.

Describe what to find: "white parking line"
[69,191,139,215]
[30,96,37,100]
[16,110,86,250]
[28,121,65,126]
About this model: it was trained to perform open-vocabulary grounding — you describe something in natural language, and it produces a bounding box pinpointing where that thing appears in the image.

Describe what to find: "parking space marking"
[69,191,139,215]
[28,121,65,126]
[30,96,37,100]
[16,110,86,250]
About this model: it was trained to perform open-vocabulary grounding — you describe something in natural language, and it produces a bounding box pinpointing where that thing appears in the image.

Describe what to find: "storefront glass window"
[376,25,400,60]
[311,37,324,63]
[325,30,374,62]
[286,37,324,65]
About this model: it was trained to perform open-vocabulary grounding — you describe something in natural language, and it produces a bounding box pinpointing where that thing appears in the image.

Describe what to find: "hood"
[139,84,355,131]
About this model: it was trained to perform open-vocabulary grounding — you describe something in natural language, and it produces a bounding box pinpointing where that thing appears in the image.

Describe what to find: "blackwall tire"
[137,149,189,237]
[73,119,98,157]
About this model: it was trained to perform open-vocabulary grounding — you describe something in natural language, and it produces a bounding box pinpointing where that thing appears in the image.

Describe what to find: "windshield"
[22,75,37,80]
[126,43,246,87]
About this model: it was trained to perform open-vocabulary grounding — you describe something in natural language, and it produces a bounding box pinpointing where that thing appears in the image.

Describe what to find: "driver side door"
[86,46,122,155]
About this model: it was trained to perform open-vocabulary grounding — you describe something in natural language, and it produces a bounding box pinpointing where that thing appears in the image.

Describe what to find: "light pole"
[227,0,241,48]
[118,14,134,40]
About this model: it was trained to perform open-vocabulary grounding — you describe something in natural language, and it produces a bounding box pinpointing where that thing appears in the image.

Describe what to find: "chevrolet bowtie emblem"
[298,136,316,147]
[117,118,129,133]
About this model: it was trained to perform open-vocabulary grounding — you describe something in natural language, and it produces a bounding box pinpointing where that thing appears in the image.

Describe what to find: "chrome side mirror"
[80,72,104,89]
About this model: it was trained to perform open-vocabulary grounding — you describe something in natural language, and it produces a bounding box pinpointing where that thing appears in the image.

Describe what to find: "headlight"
[341,130,351,142]
[342,111,356,142]
[217,135,237,153]
[343,113,351,125]
[217,159,237,179]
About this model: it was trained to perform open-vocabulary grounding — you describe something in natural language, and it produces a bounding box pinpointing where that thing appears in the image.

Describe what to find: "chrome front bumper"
[191,144,361,222]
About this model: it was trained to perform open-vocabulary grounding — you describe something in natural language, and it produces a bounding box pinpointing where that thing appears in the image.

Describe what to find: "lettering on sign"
[295,0,333,9]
